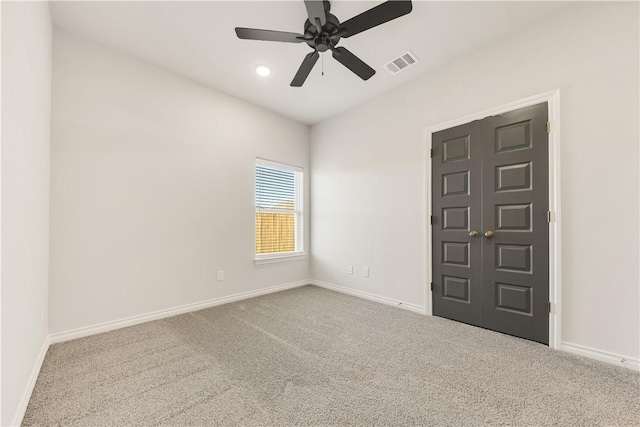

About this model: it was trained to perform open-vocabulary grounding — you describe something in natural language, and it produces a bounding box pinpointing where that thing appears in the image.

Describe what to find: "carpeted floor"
[24,285,640,426]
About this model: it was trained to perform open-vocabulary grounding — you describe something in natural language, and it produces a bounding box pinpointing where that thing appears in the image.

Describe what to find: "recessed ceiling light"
[256,65,271,77]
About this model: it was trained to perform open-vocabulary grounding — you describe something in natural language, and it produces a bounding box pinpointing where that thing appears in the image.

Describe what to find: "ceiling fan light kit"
[235,0,413,87]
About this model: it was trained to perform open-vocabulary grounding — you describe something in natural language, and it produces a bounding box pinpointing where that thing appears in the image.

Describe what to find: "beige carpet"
[23,285,640,426]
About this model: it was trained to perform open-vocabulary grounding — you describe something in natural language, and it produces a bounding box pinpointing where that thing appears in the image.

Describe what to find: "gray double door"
[431,103,549,344]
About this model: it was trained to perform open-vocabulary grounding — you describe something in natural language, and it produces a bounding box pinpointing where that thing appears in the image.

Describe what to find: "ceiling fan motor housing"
[304,13,341,52]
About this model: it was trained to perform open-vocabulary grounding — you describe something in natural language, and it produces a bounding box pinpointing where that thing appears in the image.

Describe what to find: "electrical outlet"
[217,270,224,281]
[347,265,354,275]
[363,267,370,278]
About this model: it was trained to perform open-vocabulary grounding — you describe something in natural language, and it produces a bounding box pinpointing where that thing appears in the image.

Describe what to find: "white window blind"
[255,159,303,259]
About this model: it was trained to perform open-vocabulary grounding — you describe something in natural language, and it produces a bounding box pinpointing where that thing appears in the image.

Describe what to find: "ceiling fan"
[235,0,413,87]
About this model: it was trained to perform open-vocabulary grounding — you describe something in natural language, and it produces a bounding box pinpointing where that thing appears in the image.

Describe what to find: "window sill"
[254,253,306,265]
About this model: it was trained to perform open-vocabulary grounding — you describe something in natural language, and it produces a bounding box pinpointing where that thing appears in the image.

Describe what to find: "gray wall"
[49,30,310,334]
[1,2,52,424]
[311,2,639,360]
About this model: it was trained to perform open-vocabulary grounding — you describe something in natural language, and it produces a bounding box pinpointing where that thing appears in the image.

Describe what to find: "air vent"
[385,51,419,75]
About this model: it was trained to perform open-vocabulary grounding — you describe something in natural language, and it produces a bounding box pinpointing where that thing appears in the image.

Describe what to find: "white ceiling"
[50,1,570,125]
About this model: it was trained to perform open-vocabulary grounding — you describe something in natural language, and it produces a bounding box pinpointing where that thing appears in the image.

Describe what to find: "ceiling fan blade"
[235,27,305,43]
[331,47,375,80]
[337,0,412,38]
[304,0,327,31]
[291,51,319,87]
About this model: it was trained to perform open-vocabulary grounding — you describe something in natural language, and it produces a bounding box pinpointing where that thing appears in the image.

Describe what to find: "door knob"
[469,230,479,238]
[484,230,495,239]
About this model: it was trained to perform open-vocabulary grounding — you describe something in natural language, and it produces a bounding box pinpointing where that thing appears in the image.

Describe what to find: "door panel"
[431,102,549,345]
[432,121,482,326]
[481,103,549,344]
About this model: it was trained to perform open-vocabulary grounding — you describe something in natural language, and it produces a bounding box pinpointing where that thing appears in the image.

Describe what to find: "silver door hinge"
[430,215,434,225]
[548,301,552,313]
[430,148,434,158]
[430,282,434,291]
[546,121,551,134]
[547,211,552,223]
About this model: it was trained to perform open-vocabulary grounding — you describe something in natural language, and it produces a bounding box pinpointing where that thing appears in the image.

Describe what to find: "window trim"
[255,157,303,173]
[254,253,306,265]
[254,158,304,263]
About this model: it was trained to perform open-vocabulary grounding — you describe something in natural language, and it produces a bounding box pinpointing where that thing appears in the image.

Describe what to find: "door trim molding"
[423,89,561,349]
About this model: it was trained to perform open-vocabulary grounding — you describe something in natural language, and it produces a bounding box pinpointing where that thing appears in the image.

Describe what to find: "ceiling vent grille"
[385,51,419,75]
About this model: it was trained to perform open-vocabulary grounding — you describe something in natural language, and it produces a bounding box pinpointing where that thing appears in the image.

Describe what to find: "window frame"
[254,158,305,264]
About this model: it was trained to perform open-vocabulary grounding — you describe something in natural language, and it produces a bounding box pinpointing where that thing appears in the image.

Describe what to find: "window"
[255,159,304,263]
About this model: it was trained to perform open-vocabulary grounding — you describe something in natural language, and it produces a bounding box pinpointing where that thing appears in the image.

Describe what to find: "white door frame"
[423,89,561,349]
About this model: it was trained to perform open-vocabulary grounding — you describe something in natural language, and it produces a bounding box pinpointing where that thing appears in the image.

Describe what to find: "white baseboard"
[310,281,640,372]
[49,280,310,344]
[310,280,425,314]
[561,341,639,371]
[11,335,51,427]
